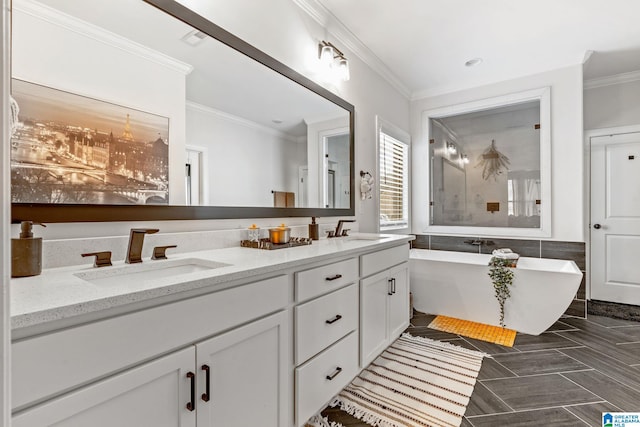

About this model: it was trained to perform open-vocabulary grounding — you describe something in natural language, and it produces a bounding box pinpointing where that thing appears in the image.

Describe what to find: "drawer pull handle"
[326,314,343,324]
[326,367,343,381]
[388,278,393,295]
[201,364,210,402]
[326,274,343,281]
[392,278,396,294]
[186,372,196,411]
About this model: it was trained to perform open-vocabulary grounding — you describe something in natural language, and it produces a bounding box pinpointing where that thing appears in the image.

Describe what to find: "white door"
[591,132,640,305]
[195,311,288,427]
[13,347,196,427]
[185,147,203,205]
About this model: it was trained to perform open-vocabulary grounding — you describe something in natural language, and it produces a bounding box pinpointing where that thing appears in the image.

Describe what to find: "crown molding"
[584,69,640,90]
[292,0,411,100]
[14,0,193,76]
[186,101,300,143]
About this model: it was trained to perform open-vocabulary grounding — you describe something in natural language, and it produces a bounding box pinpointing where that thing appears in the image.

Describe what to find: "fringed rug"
[329,333,486,427]
[428,315,517,347]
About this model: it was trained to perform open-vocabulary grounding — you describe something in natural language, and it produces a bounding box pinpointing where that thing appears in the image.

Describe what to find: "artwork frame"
[10,78,170,205]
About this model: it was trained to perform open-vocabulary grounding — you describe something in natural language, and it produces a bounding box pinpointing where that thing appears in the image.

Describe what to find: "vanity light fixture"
[462,154,470,164]
[446,141,457,155]
[318,40,350,81]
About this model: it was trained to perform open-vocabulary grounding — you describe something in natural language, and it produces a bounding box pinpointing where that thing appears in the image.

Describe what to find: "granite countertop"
[11,233,413,331]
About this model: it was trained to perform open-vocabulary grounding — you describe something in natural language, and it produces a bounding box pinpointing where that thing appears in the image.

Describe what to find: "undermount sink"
[74,258,231,286]
[344,235,387,241]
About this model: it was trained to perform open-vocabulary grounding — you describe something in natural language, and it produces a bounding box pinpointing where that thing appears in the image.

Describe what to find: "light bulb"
[338,58,350,81]
[319,45,334,66]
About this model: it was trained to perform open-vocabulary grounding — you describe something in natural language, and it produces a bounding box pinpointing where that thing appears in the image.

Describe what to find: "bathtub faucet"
[464,239,485,246]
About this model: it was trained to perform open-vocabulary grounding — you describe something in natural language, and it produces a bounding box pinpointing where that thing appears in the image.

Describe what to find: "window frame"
[377,117,411,233]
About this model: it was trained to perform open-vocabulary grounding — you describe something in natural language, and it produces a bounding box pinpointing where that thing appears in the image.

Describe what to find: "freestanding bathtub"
[409,249,583,335]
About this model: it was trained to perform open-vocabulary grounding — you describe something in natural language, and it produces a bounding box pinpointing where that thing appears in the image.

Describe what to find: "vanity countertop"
[11,233,413,331]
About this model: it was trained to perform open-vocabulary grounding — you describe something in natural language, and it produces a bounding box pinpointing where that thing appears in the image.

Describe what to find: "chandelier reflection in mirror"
[318,40,350,81]
[476,139,510,181]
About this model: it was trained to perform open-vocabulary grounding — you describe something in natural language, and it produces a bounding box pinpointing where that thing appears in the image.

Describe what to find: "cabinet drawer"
[12,275,289,411]
[295,283,358,365]
[360,244,409,278]
[295,258,358,302]
[295,331,358,427]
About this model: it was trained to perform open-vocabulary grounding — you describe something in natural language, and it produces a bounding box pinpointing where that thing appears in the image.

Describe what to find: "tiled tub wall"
[412,235,587,318]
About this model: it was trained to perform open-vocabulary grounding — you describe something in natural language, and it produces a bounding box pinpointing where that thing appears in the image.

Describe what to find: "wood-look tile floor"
[321,311,640,427]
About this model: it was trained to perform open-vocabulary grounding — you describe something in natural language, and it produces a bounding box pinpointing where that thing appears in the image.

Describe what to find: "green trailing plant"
[488,257,515,327]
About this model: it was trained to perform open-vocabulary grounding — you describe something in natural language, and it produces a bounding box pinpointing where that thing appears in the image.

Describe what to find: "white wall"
[186,103,305,207]
[411,65,584,242]
[584,79,640,130]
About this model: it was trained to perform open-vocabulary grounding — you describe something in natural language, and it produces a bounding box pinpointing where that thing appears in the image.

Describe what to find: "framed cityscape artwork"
[10,79,170,205]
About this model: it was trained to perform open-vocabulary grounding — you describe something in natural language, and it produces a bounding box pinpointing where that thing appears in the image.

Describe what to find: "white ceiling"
[315,0,640,98]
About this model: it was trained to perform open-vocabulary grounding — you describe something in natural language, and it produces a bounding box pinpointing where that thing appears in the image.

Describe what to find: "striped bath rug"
[329,333,486,427]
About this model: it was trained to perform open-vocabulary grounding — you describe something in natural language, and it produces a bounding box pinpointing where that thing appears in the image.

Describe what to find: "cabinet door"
[360,270,390,367]
[195,311,288,427]
[13,347,196,427]
[388,263,410,340]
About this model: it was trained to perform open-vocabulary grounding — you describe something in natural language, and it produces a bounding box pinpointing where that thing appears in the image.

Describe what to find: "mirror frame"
[11,0,355,223]
[415,86,551,238]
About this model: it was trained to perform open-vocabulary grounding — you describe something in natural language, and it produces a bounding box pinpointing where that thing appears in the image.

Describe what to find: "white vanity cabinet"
[293,258,359,426]
[11,236,414,427]
[12,276,290,427]
[13,311,288,427]
[13,347,196,427]
[195,311,288,427]
[360,245,410,367]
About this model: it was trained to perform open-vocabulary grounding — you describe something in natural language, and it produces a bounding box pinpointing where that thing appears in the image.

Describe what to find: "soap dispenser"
[309,217,319,240]
[11,221,46,278]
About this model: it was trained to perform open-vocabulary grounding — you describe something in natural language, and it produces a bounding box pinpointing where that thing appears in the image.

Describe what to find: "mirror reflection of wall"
[430,100,541,228]
[11,0,352,211]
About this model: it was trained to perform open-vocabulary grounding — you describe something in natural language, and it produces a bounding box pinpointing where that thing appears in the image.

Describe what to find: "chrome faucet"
[333,219,356,237]
[126,228,159,264]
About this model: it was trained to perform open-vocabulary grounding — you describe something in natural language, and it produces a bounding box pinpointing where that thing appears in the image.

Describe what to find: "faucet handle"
[341,229,351,237]
[152,245,177,260]
[326,230,335,238]
[81,251,112,268]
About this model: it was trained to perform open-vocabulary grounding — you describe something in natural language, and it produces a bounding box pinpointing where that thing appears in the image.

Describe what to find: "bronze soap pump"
[11,221,46,278]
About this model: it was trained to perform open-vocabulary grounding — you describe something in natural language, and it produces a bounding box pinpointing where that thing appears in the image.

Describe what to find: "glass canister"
[248,224,260,242]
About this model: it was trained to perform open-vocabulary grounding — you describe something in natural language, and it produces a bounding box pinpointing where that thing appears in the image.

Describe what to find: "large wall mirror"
[10,0,354,222]
[422,87,551,237]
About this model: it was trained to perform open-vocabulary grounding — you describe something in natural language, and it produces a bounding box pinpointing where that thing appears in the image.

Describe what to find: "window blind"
[379,131,408,229]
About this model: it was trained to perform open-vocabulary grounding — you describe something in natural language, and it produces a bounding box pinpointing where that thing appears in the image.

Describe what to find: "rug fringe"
[306,413,344,427]
[330,397,401,427]
[401,332,491,358]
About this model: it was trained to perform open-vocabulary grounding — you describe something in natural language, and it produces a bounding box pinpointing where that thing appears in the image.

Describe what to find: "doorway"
[186,147,205,205]
[590,131,640,306]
